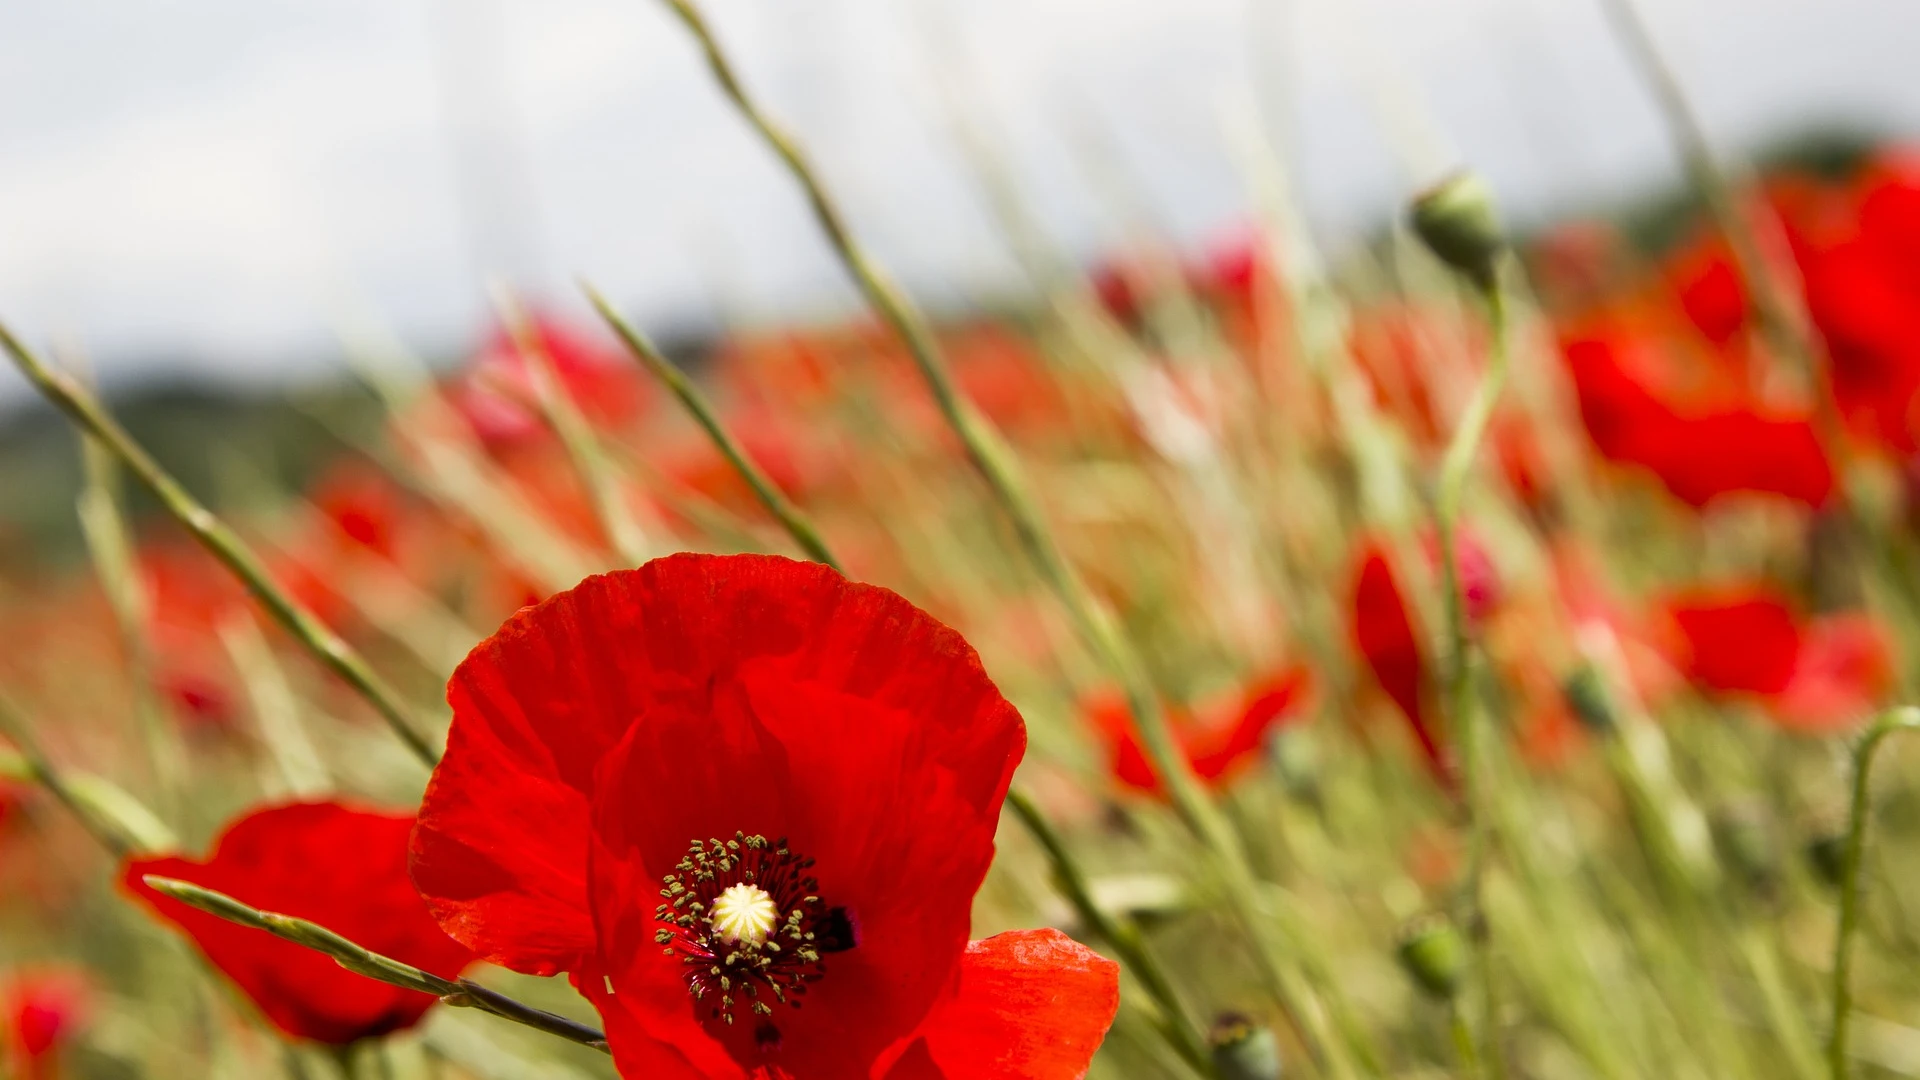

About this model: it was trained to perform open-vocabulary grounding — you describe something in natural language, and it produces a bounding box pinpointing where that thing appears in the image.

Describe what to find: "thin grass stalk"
[646,6,1348,1069]
[1432,281,1512,1076]
[1828,706,1920,1079]
[493,287,653,567]
[141,877,611,1053]
[0,322,441,767]
[75,433,187,810]
[584,285,839,570]
[219,612,333,798]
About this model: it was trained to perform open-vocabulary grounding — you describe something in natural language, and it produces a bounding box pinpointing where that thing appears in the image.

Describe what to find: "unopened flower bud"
[1561,664,1616,735]
[1210,1012,1282,1080]
[1396,914,1466,1000]
[1410,172,1506,289]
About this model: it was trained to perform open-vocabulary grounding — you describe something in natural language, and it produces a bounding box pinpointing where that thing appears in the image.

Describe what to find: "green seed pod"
[1410,172,1507,289]
[1396,914,1467,1001]
[1561,664,1617,735]
[1211,1012,1282,1080]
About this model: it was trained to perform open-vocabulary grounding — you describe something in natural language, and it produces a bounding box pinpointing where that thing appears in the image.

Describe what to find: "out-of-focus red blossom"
[1795,153,1920,454]
[713,332,842,409]
[1349,304,1448,450]
[1656,584,1893,732]
[1559,316,1833,507]
[1419,528,1501,627]
[1348,542,1449,785]
[410,553,1118,1079]
[307,462,413,564]
[446,313,649,449]
[3,967,88,1079]
[946,324,1069,437]
[122,801,476,1045]
[1085,668,1314,796]
[1667,237,1750,348]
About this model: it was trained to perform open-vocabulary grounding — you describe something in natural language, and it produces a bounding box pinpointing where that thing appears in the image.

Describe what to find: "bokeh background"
[2,0,1917,389]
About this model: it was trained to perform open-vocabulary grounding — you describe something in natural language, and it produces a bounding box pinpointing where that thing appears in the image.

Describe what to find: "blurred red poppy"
[122,801,476,1045]
[446,312,650,449]
[1560,320,1833,508]
[1657,584,1892,732]
[1085,668,1313,796]
[410,553,1118,1079]
[1349,542,1450,785]
[3,967,88,1080]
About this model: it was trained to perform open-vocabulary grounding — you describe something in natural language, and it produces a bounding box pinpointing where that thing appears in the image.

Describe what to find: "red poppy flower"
[1657,585,1892,732]
[3,967,87,1080]
[1086,668,1313,795]
[1560,322,1833,508]
[1348,542,1450,785]
[410,553,1119,1079]
[122,801,476,1045]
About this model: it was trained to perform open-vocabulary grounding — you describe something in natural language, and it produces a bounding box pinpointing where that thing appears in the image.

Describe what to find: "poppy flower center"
[652,832,854,1041]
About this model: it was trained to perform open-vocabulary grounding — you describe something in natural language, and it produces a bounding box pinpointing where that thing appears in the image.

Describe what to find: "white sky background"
[0,0,1916,398]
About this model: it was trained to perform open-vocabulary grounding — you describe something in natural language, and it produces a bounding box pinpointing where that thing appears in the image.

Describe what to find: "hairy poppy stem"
[0,322,441,768]
[1007,790,1217,1078]
[141,877,610,1054]
[584,285,841,572]
[646,5,1353,1072]
[1433,280,1511,1078]
[1827,706,1920,1080]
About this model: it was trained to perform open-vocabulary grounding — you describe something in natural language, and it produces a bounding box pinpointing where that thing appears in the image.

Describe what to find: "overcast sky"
[1,0,1916,397]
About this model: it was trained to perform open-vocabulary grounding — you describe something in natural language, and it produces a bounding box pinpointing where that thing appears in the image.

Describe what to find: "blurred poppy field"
[7,2,1920,1079]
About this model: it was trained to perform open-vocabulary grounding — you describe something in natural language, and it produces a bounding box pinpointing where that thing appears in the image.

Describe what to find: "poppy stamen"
[653,831,841,1031]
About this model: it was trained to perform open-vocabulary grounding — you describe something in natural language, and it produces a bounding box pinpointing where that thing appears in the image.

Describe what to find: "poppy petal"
[883,929,1120,1080]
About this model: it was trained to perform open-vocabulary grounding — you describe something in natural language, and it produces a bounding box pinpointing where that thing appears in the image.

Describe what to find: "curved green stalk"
[1828,706,1920,1079]
[1432,282,1512,1076]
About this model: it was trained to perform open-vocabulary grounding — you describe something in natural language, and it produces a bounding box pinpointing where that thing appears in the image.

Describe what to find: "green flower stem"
[1828,706,1920,1079]
[648,6,1350,1071]
[0,322,441,767]
[584,285,840,572]
[1007,790,1217,1078]
[141,877,610,1054]
[1432,281,1512,1077]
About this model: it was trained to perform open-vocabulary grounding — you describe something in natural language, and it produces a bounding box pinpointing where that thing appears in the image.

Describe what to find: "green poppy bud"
[1561,664,1617,735]
[1396,914,1467,1000]
[1410,172,1506,290]
[1211,1012,1282,1080]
